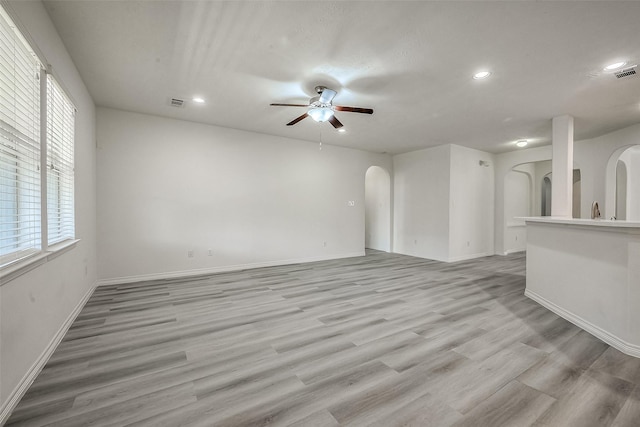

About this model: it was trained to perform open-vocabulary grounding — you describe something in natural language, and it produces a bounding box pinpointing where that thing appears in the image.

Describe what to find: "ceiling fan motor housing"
[270,85,371,128]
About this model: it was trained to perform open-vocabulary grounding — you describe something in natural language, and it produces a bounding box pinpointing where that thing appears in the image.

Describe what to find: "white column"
[551,115,574,217]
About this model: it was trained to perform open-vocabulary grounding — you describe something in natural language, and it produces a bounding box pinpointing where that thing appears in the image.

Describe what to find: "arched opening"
[572,169,581,218]
[542,176,552,216]
[539,169,581,218]
[504,166,533,253]
[605,145,640,220]
[365,166,391,252]
[503,160,581,254]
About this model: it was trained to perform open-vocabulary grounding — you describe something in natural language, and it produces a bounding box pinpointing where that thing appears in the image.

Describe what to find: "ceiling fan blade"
[270,103,309,107]
[286,113,308,126]
[318,88,337,104]
[328,115,343,129]
[334,106,374,114]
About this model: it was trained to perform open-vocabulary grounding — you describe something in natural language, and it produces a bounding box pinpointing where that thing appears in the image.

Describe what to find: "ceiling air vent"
[169,98,185,108]
[614,66,637,79]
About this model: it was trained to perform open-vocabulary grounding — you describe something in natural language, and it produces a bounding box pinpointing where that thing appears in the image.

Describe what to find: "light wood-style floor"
[7,250,640,426]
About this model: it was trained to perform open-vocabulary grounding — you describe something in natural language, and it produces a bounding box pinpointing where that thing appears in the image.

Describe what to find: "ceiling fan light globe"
[308,107,334,122]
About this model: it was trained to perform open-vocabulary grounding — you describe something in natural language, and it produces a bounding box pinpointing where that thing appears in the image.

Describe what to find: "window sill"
[0,239,80,286]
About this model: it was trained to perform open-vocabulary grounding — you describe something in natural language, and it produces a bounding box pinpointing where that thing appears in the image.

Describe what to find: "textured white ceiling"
[42,0,640,154]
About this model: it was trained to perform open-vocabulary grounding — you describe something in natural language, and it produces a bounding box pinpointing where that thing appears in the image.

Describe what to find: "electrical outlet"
[208,249,213,256]
[347,200,355,207]
[188,250,194,258]
[323,241,327,247]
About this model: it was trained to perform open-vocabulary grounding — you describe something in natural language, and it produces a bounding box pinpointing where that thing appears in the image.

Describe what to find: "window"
[46,75,74,245]
[0,5,76,270]
[0,5,41,266]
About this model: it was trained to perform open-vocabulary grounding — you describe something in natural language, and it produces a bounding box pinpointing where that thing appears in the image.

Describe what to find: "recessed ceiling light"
[516,140,528,148]
[192,97,206,104]
[473,71,491,80]
[604,61,627,71]
[338,128,346,133]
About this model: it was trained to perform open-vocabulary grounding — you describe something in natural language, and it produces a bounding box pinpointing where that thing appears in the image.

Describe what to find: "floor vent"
[615,66,637,79]
[170,98,185,107]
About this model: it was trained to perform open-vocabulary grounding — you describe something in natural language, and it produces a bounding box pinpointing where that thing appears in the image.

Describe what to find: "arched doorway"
[541,176,552,216]
[503,160,581,254]
[540,170,581,217]
[504,166,534,253]
[365,166,391,252]
[538,169,580,218]
[605,145,640,220]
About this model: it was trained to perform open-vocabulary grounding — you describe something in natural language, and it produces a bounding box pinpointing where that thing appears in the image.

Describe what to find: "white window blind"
[46,75,74,245]
[0,6,41,266]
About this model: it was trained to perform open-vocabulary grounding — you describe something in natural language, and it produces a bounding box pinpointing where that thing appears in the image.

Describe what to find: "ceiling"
[41,0,640,154]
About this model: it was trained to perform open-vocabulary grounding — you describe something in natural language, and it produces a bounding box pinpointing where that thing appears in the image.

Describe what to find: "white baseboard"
[525,289,640,358]
[97,251,366,286]
[448,252,491,263]
[503,248,525,255]
[0,282,97,425]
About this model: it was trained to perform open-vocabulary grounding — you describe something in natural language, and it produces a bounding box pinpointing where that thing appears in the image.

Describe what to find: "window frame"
[46,73,75,247]
[0,4,78,284]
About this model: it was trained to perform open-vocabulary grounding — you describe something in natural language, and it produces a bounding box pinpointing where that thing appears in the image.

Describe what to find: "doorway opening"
[503,161,581,254]
[540,169,581,217]
[365,166,391,252]
[541,176,552,216]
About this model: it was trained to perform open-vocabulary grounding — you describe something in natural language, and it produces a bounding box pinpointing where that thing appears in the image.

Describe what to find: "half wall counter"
[525,217,640,358]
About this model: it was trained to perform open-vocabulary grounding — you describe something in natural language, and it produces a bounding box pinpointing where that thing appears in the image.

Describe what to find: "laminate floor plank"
[327,362,438,426]
[443,343,548,414]
[7,250,640,426]
[198,361,399,427]
[286,409,340,427]
[293,330,420,385]
[451,380,556,427]
[612,384,640,427]
[591,347,640,384]
[533,369,633,427]
[366,392,463,427]
[130,375,306,427]
[453,317,538,362]
[517,354,584,400]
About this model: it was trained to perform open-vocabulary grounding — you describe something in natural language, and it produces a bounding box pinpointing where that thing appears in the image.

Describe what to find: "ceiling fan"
[270,86,373,129]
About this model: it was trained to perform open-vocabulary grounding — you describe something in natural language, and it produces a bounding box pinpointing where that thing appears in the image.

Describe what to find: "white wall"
[494,145,553,255]
[97,108,391,282]
[365,166,391,251]
[577,124,640,220]
[449,145,494,261]
[534,161,552,216]
[503,164,533,254]
[393,145,451,261]
[616,159,627,220]
[0,0,96,417]
[392,144,494,262]
[621,147,640,220]
[495,122,640,255]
